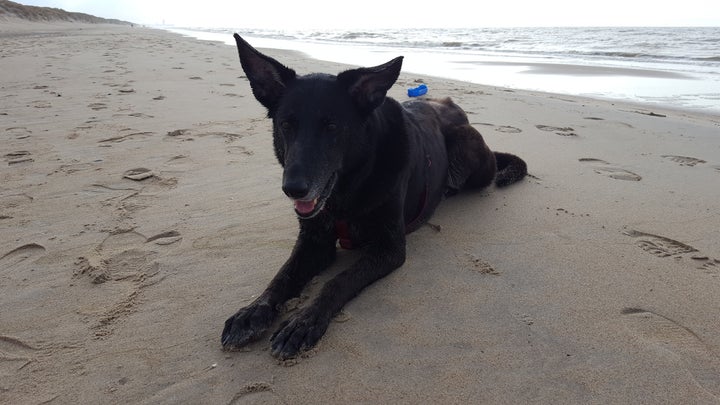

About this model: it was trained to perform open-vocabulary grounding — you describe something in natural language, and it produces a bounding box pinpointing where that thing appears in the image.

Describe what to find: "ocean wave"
[590,51,645,58]
[335,31,389,40]
[171,25,720,112]
[230,26,720,68]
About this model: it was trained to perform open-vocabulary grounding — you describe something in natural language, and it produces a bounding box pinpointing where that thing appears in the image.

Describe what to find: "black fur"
[221,34,527,359]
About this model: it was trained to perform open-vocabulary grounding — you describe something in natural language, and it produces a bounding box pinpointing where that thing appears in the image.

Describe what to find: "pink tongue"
[294,199,317,215]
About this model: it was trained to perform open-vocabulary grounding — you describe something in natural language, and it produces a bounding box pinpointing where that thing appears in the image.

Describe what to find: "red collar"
[334,219,354,249]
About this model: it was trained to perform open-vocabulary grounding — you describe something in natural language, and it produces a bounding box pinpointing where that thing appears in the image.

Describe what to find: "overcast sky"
[20,0,720,28]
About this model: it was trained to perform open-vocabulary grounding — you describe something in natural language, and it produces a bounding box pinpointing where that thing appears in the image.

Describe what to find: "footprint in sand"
[465,253,499,275]
[0,194,33,213]
[51,162,100,176]
[228,382,277,404]
[631,110,666,118]
[536,124,577,137]
[98,131,154,144]
[147,379,277,404]
[121,173,178,213]
[127,112,154,118]
[0,335,38,377]
[469,122,521,134]
[579,158,642,181]
[88,102,107,111]
[4,151,33,165]
[6,127,32,139]
[86,168,176,216]
[623,229,699,259]
[75,230,148,283]
[227,145,254,156]
[123,168,154,181]
[166,129,190,137]
[662,155,706,167]
[691,257,720,276]
[621,308,720,398]
[163,155,196,171]
[146,230,183,246]
[494,125,522,134]
[513,312,535,327]
[198,131,244,143]
[74,229,175,338]
[30,100,52,109]
[0,243,46,274]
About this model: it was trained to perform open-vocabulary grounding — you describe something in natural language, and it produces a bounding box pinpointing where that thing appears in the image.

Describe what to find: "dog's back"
[402,97,527,196]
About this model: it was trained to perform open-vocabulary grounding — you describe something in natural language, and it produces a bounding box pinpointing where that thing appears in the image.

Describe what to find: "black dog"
[221,34,527,359]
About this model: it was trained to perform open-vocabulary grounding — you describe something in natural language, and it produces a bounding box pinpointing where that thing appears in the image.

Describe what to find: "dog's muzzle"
[291,172,338,219]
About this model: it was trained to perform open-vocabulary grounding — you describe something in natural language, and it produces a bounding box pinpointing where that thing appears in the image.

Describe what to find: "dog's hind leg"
[444,124,497,195]
[222,219,337,351]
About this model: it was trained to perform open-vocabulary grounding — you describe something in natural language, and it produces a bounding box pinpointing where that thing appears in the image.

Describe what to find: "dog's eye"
[325,123,338,132]
[280,121,292,131]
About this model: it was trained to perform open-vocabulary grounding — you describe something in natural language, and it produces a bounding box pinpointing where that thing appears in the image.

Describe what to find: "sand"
[1,21,720,404]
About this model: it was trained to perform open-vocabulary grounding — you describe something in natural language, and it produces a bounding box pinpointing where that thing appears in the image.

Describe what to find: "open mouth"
[292,172,338,219]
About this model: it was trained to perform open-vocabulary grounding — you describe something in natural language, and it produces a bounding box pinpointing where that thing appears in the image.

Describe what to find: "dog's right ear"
[234,34,296,115]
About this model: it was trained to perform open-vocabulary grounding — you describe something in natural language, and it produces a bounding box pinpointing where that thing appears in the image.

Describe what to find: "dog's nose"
[282,178,310,199]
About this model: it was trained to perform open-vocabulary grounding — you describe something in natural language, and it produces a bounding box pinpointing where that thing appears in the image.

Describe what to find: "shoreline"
[2,22,720,403]
[167,27,720,115]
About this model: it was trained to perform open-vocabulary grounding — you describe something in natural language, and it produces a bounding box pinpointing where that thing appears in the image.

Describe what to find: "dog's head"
[233,34,403,219]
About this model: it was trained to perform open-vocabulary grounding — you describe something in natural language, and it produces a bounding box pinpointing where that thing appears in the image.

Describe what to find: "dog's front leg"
[270,212,406,359]
[221,219,336,351]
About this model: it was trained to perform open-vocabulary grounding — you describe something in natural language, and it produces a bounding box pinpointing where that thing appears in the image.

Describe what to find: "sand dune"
[0,0,131,25]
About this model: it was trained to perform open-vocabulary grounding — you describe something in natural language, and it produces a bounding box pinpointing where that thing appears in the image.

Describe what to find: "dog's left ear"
[234,33,296,115]
[337,56,403,113]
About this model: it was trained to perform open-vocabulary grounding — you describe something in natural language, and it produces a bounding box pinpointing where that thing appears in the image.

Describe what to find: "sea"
[164,26,720,114]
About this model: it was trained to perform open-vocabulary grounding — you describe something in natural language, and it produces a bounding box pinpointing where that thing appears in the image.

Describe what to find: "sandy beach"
[2,21,720,404]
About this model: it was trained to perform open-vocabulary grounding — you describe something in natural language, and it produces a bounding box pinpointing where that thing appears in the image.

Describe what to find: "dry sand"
[1,22,720,404]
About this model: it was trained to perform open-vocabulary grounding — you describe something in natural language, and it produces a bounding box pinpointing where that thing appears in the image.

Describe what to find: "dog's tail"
[493,152,527,187]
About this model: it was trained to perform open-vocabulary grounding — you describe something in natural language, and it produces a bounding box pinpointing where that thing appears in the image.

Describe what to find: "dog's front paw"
[270,307,330,360]
[221,301,276,350]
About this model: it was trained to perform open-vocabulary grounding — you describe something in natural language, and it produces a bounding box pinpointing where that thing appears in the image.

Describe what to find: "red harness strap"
[334,219,354,250]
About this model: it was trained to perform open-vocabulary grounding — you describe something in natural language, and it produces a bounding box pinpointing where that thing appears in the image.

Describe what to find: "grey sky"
[20,0,720,28]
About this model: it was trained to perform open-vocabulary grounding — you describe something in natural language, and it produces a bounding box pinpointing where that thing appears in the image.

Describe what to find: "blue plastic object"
[407,84,428,97]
